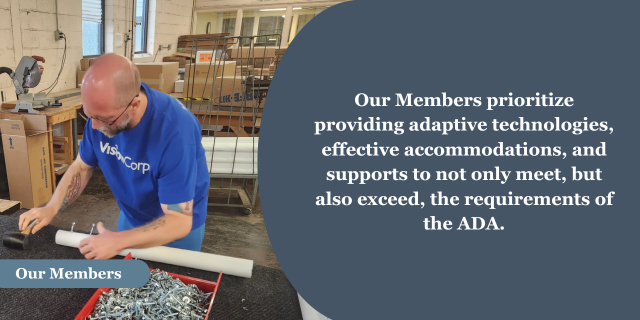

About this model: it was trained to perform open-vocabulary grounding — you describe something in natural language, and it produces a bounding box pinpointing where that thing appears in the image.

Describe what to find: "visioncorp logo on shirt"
[100,142,150,174]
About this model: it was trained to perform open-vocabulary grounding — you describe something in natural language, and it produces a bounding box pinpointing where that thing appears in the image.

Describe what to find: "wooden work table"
[1,88,82,190]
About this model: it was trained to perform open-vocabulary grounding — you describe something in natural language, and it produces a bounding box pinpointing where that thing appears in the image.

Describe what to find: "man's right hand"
[19,207,56,234]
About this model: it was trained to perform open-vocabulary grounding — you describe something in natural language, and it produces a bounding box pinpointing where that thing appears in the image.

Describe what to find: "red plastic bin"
[75,253,222,320]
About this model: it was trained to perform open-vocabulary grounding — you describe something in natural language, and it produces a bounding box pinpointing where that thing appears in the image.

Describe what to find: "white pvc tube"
[298,294,331,320]
[55,230,253,278]
[201,137,259,152]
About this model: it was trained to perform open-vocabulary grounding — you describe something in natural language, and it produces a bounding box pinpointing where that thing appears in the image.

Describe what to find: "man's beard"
[97,114,133,138]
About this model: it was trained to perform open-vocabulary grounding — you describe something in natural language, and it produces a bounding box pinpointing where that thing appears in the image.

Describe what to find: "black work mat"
[0,216,302,320]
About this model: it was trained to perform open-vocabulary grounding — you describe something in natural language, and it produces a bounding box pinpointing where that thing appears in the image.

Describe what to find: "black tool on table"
[2,219,39,250]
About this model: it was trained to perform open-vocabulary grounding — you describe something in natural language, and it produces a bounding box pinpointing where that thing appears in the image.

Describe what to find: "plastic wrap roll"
[298,294,331,320]
[55,230,253,278]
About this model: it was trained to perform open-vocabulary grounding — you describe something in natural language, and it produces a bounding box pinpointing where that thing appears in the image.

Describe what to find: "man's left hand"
[78,222,123,259]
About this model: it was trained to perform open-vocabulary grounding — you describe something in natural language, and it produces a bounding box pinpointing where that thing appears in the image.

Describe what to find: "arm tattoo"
[167,200,194,216]
[66,172,82,204]
[57,198,69,214]
[138,216,167,232]
[57,172,81,214]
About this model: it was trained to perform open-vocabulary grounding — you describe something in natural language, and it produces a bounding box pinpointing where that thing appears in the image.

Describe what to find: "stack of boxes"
[226,47,286,77]
[236,65,254,77]
[163,55,192,68]
[178,46,286,106]
[77,58,97,87]
[269,48,288,77]
[135,62,180,94]
[182,61,236,99]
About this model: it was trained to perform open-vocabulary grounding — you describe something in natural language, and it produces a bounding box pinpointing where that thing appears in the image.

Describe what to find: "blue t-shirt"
[79,83,209,230]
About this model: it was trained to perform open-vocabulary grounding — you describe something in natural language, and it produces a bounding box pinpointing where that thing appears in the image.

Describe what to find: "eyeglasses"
[80,94,139,126]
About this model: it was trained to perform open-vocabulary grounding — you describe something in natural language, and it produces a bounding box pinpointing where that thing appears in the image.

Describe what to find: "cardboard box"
[210,76,265,108]
[240,68,270,77]
[163,55,191,68]
[183,62,236,98]
[77,70,86,87]
[236,65,254,76]
[136,62,180,93]
[80,58,98,71]
[237,65,254,71]
[0,115,52,208]
[175,80,184,93]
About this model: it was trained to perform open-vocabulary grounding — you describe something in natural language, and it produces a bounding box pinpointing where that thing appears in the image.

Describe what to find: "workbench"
[0,216,302,319]
[1,88,82,191]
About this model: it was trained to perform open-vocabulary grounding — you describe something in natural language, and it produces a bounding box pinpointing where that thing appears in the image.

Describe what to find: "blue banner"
[0,259,150,288]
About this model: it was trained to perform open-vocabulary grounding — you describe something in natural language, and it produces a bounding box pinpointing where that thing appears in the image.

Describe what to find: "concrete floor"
[11,168,281,270]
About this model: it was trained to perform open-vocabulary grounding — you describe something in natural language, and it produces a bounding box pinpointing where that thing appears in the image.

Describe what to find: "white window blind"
[82,0,104,56]
[82,0,103,24]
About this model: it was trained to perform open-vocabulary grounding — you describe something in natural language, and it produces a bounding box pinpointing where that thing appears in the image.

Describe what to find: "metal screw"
[70,222,75,232]
[89,270,211,320]
[90,223,95,235]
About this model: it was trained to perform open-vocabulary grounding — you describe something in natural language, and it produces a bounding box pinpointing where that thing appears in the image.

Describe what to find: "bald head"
[81,53,141,114]
[81,54,145,138]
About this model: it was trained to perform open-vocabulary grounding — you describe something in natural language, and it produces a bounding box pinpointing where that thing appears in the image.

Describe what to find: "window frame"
[256,15,285,47]
[222,17,236,35]
[82,0,106,58]
[135,0,150,54]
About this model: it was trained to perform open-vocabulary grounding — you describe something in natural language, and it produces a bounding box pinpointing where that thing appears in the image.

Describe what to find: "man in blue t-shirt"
[19,54,210,259]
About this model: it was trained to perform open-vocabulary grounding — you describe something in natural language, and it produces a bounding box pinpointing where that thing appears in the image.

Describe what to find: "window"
[135,0,149,53]
[290,7,329,42]
[221,11,237,34]
[82,0,104,56]
[196,11,237,34]
[256,16,285,46]
[194,6,334,47]
[296,14,315,35]
[240,16,255,47]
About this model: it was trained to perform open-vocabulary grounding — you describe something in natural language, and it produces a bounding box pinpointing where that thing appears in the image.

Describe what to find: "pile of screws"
[87,269,213,320]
